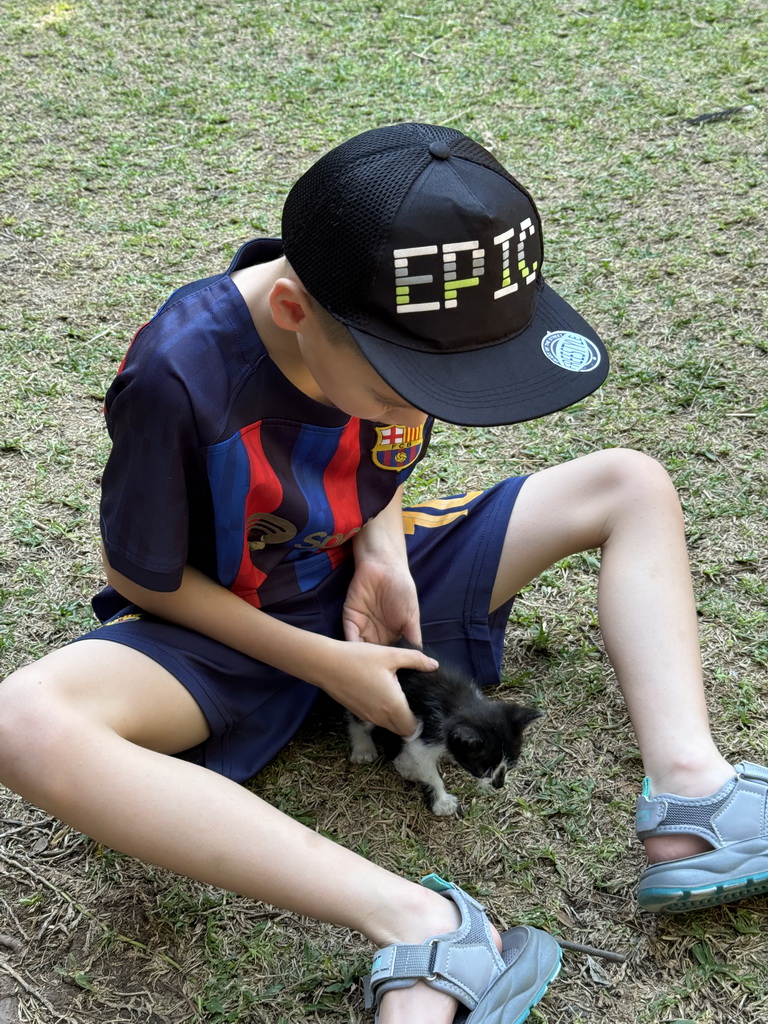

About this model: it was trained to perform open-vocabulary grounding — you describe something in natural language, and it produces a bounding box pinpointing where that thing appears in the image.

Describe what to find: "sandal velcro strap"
[736,761,768,784]
[365,875,505,1012]
[635,764,768,845]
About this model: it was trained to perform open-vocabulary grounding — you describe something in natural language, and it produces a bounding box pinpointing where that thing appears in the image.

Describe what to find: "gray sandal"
[636,761,768,912]
[364,874,561,1023]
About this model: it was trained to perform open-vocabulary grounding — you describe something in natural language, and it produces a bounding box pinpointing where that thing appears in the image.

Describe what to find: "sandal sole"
[638,837,768,913]
[456,927,562,1024]
[639,869,768,913]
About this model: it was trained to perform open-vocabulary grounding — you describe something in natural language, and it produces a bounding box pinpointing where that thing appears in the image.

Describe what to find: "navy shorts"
[75,476,527,782]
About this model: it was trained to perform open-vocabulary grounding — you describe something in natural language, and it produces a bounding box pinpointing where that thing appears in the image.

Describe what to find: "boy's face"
[299,318,428,428]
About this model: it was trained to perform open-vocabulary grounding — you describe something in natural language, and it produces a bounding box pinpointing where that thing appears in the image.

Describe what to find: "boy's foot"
[636,762,768,912]
[367,874,561,1022]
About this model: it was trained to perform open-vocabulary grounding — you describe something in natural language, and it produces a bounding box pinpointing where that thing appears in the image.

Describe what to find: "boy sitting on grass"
[2,122,766,1024]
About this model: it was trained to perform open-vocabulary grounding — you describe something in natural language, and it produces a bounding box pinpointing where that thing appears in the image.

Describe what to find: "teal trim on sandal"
[365,876,561,1022]
[636,762,768,913]
[639,869,768,913]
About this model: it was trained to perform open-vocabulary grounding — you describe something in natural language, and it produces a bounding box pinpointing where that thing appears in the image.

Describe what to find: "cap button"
[428,141,451,160]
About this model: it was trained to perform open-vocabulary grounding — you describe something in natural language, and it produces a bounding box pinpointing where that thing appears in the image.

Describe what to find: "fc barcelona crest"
[371,424,424,471]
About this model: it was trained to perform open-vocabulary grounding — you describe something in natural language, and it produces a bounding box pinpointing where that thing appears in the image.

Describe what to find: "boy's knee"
[594,448,677,503]
[574,449,683,545]
[0,665,75,781]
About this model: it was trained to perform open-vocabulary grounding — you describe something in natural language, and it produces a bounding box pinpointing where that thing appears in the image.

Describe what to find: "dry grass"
[1,0,767,1022]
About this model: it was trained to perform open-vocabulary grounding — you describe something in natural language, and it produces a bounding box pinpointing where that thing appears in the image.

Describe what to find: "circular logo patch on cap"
[541,331,602,373]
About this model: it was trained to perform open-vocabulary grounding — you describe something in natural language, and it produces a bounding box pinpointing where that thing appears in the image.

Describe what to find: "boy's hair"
[281,122,609,428]
[309,296,357,350]
[284,259,358,352]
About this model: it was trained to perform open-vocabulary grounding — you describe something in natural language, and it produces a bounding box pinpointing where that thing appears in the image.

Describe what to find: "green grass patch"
[1,0,767,1021]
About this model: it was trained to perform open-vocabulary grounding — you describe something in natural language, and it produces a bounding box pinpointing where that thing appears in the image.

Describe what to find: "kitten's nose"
[492,766,507,789]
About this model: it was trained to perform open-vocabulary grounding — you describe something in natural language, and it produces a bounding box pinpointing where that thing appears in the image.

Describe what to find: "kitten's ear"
[448,723,484,752]
[507,705,544,731]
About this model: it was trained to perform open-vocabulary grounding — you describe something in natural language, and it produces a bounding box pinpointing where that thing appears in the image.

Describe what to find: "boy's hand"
[329,640,438,735]
[339,558,437,734]
[343,558,422,647]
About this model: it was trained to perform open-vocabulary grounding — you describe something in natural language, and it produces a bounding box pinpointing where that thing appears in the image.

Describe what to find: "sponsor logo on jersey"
[247,516,361,555]
[246,513,297,550]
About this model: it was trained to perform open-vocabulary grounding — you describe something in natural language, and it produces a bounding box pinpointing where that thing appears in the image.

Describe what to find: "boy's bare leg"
[0,640,498,1024]
[490,448,734,864]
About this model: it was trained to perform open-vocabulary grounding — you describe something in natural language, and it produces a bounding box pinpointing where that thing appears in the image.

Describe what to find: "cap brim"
[350,281,609,427]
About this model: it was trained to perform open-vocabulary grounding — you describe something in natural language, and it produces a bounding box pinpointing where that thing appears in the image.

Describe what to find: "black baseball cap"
[282,122,608,427]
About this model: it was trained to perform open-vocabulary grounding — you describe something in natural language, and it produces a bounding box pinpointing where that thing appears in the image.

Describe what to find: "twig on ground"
[684,105,755,124]
[557,938,628,963]
[0,851,185,972]
[0,896,30,945]
[0,959,57,1014]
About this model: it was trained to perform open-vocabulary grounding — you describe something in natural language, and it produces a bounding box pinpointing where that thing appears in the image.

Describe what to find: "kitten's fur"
[347,652,541,816]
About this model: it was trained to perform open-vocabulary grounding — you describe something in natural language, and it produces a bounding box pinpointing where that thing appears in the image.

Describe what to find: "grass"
[1,0,767,1021]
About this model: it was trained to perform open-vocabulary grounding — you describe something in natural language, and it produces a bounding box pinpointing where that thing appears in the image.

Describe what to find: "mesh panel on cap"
[283,127,429,328]
[282,124,530,331]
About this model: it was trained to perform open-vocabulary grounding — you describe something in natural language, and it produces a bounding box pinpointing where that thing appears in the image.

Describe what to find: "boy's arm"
[101,546,429,734]
[343,483,422,648]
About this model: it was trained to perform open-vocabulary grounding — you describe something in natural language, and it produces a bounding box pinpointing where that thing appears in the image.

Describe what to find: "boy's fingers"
[383,652,434,734]
[387,693,419,736]
[397,648,439,674]
[401,622,423,649]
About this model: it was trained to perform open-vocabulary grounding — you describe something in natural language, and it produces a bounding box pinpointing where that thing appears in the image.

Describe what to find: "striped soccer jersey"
[98,239,432,610]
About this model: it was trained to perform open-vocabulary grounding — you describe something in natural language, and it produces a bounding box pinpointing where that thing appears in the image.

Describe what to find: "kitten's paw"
[349,737,378,763]
[347,715,378,763]
[477,778,505,795]
[431,792,461,816]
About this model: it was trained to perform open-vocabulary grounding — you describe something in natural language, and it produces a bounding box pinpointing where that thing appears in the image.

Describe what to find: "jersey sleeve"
[99,335,200,593]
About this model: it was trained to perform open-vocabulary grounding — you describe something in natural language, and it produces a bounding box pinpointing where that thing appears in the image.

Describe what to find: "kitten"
[347,652,541,816]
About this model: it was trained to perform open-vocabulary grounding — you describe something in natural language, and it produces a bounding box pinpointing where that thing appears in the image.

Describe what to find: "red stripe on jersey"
[325,544,349,571]
[238,565,268,608]
[233,422,284,605]
[116,322,151,375]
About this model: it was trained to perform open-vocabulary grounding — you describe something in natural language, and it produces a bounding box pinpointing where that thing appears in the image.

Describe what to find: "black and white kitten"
[347,652,541,816]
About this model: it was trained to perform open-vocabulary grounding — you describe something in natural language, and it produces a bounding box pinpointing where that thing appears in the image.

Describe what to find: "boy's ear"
[269,278,312,332]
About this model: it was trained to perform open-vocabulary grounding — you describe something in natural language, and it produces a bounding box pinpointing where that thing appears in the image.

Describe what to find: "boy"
[1,123,767,1024]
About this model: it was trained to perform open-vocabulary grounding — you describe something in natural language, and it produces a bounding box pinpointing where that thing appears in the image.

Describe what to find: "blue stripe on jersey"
[294,550,337,593]
[207,434,251,587]
[286,424,342,591]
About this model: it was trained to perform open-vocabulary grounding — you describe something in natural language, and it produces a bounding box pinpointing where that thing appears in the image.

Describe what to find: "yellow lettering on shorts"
[401,508,469,535]
[407,490,483,512]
